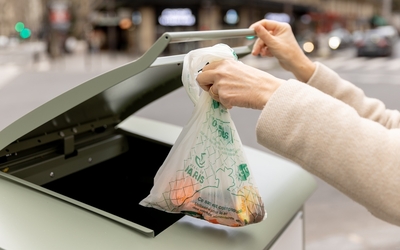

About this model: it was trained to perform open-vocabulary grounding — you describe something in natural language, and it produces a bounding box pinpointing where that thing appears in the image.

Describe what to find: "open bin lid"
[0,29,255,153]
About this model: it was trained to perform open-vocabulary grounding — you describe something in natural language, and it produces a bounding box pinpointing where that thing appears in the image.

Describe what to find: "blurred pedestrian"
[196,19,400,227]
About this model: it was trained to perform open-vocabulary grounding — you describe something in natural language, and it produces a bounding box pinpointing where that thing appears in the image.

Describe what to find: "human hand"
[249,19,316,82]
[196,59,284,110]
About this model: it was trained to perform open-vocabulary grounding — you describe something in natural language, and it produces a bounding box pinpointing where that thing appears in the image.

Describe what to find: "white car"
[376,25,399,44]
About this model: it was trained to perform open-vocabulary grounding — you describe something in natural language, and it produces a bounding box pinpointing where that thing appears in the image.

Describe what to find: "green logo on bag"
[238,164,250,181]
[195,153,206,168]
[212,100,220,109]
[212,118,233,142]
[218,125,230,140]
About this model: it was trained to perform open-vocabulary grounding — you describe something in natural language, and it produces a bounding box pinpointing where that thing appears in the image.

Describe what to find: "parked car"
[0,29,317,250]
[297,30,319,54]
[327,28,354,50]
[356,28,394,57]
[352,30,365,45]
[375,25,399,44]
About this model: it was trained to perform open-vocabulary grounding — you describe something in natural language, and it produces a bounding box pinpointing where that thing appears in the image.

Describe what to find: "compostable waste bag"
[140,43,266,227]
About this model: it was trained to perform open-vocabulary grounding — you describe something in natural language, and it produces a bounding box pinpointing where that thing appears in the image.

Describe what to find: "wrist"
[260,78,285,109]
[291,57,316,83]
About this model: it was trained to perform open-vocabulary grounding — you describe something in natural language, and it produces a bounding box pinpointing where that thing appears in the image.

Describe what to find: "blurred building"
[0,0,391,55]
[89,0,383,55]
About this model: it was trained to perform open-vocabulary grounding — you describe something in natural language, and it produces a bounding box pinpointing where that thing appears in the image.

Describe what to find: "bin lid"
[0,29,255,154]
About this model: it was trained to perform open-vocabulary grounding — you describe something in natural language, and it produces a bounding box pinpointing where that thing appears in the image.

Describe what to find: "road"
[1,43,400,249]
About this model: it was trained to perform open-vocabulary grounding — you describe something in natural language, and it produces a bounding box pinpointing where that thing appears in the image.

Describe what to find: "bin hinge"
[63,134,75,156]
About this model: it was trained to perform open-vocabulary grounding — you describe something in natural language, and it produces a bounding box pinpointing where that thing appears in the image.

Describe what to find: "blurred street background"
[1,0,400,249]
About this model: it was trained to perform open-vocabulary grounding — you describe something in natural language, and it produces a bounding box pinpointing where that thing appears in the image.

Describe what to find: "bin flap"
[0,29,255,153]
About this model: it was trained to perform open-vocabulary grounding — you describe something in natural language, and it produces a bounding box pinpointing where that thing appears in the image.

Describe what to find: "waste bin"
[0,29,316,250]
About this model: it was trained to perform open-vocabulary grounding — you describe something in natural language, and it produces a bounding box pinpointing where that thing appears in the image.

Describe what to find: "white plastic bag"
[140,44,266,227]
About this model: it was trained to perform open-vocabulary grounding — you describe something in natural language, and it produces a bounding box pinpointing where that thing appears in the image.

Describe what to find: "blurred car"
[0,29,317,250]
[327,28,353,50]
[297,28,354,55]
[352,30,365,45]
[356,28,394,57]
[375,25,399,44]
[297,30,319,54]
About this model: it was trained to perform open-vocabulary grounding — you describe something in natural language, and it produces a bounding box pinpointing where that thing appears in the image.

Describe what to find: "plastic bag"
[139,43,266,227]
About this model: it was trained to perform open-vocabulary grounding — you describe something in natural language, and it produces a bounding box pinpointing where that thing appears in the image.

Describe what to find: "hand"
[250,19,316,82]
[196,59,284,110]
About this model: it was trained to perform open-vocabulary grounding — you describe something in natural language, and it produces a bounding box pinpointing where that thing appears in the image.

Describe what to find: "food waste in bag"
[140,43,266,227]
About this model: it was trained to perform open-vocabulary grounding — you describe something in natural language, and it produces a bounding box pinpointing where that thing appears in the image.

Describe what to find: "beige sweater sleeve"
[308,62,400,128]
[256,62,400,226]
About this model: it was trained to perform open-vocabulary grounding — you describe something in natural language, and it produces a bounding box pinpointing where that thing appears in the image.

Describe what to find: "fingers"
[250,22,276,56]
[250,19,293,56]
[210,86,230,109]
[196,65,213,92]
[196,62,222,103]
[196,61,215,90]
[249,19,280,30]
[209,85,219,99]
[196,62,217,93]
[260,46,273,57]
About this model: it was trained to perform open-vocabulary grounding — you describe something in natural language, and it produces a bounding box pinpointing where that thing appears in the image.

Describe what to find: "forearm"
[256,80,400,226]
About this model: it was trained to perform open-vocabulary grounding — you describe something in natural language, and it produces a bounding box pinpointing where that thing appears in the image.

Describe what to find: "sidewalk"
[31,51,137,73]
[0,40,136,73]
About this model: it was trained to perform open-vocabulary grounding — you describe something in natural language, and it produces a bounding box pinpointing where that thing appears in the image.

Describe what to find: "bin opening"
[42,134,184,236]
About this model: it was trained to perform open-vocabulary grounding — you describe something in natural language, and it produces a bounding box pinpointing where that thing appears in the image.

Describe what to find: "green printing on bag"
[212,99,220,109]
[195,153,206,168]
[238,164,250,181]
